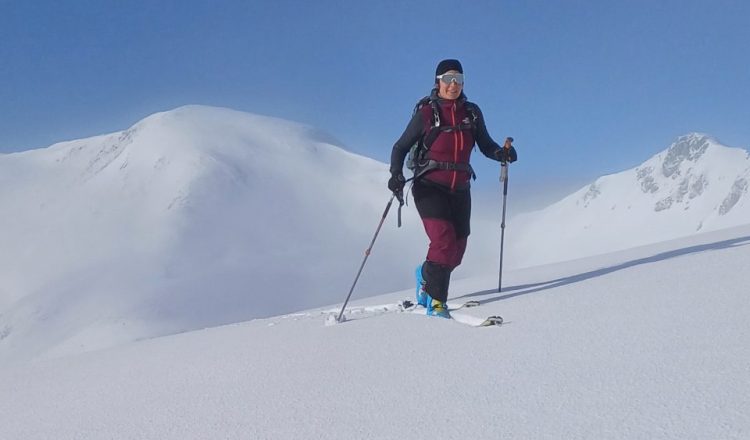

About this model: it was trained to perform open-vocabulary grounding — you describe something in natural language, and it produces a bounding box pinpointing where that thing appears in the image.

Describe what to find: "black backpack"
[405,91,479,179]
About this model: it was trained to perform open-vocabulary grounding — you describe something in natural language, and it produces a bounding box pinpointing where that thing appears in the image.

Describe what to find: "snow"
[1,224,749,439]
[1,107,749,438]
[4,108,748,364]
[0,105,501,362]
[509,133,750,267]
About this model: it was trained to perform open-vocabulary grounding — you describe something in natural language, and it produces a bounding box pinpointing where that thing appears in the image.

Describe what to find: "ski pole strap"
[394,190,404,228]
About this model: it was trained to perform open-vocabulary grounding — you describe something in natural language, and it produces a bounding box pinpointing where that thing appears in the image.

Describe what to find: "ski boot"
[427,298,451,319]
[415,264,428,307]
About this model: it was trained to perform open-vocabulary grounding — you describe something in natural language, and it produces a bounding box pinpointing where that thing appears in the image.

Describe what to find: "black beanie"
[435,59,463,77]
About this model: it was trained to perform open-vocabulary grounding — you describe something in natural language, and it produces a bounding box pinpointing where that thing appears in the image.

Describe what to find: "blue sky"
[2,0,749,206]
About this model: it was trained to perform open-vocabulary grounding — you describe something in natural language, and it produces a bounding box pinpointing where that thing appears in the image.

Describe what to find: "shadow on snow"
[456,234,750,305]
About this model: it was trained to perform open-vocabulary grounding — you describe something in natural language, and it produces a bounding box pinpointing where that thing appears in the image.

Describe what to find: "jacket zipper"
[450,102,458,191]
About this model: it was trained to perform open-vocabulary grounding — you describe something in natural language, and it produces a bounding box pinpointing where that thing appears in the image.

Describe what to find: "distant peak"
[673,132,716,146]
[662,133,716,177]
[133,105,250,126]
[129,105,315,136]
[130,105,346,150]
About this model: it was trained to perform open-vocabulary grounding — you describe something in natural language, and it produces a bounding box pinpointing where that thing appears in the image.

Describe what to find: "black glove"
[495,147,518,163]
[495,137,518,163]
[388,172,406,194]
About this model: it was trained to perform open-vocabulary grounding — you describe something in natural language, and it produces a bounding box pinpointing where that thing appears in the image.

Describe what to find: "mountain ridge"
[508,133,750,267]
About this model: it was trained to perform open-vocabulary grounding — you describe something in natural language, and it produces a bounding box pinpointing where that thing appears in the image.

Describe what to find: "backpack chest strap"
[413,160,476,180]
[438,123,474,133]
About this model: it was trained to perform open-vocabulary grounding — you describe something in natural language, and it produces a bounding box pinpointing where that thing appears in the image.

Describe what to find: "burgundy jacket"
[390,91,512,191]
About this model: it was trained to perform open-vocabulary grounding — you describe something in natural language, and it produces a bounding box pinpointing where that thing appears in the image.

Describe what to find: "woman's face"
[437,70,463,100]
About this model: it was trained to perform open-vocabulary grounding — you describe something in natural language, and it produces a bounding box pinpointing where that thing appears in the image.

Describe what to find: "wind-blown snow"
[1,224,748,439]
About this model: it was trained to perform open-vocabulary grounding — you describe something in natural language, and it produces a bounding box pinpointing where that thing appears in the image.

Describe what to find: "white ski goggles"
[436,73,464,85]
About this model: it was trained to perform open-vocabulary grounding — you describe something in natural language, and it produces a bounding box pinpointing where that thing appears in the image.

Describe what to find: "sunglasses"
[436,73,464,85]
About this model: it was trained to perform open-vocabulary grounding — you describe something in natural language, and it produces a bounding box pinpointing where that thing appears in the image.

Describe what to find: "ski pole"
[336,193,398,322]
[498,160,509,293]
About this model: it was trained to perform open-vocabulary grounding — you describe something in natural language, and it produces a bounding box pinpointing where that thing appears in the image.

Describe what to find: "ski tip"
[481,316,503,326]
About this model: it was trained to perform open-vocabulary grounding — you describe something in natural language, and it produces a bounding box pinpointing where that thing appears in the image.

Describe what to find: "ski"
[398,299,481,312]
[430,310,503,327]
[327,299,502,327]
[462,314,504,327]
[399,299,503,327]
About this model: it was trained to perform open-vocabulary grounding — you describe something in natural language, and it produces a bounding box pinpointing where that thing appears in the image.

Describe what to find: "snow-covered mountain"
[2,107,747,365]
[2,107,749,437]
[509,133,750,267]
[0,105,452,363]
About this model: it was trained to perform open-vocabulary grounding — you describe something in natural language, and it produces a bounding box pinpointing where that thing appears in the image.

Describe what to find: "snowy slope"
[510,134,750,267]
[1,224,748,439]
[3,109,747,372]
[0,105,454,363]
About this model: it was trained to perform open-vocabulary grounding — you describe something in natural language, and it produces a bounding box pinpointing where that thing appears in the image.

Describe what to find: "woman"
[388,59,517,318]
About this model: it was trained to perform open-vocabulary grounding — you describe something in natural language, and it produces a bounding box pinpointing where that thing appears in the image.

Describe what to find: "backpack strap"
[425,98,478,148]
[405,92,480,184]
[412,95,441,147]
[464,101,479,127]
[411,96,478,181]
[412,160,475,181]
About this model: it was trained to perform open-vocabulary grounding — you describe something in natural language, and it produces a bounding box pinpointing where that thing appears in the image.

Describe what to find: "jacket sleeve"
[471,104,518,163]
[390,111,425,175]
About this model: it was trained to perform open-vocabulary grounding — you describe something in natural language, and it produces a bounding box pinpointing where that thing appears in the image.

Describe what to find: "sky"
[1,0,749,206]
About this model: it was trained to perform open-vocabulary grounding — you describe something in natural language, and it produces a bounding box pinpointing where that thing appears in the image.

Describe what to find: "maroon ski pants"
[412,180,471,303]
